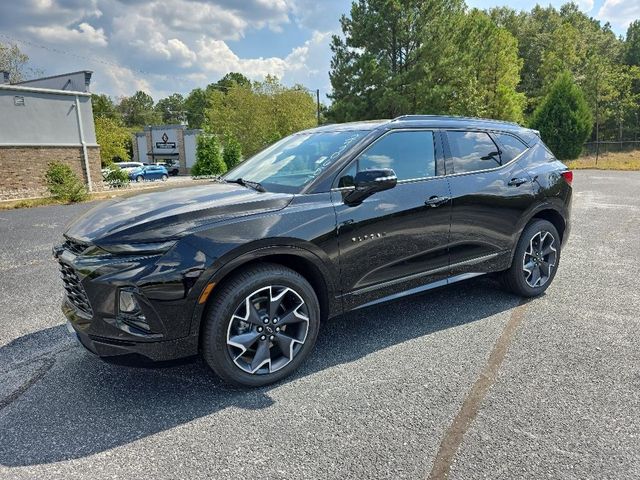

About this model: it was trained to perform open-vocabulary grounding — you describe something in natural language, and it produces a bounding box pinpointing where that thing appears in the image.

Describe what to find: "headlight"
[98,241,177,255]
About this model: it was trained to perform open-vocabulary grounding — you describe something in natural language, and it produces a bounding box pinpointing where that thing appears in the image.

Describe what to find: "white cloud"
[27,22,108,46]
[598,0,640,28]
[197,38,288,79]
[95,64,152,98]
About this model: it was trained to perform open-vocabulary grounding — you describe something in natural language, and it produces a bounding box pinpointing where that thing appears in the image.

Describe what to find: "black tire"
[135,175,143,182]
[161,174,168,181]
[201,263,321,387]
[501,219,561,297]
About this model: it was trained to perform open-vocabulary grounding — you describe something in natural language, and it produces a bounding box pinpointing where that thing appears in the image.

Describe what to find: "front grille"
[58,261,93,316]
[63,238,89,255]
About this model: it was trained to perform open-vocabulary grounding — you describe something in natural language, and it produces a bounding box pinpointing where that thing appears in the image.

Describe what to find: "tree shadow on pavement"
[0,277,519,467]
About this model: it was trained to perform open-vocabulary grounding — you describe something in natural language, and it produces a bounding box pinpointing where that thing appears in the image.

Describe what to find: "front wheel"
[135,175,143,182]
[501,219,561,297]
[201,263,321,387]
[161,174,168,181]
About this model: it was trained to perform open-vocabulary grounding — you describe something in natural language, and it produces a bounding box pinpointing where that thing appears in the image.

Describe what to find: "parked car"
[54,115,572,387]
[128,165,169,182]
[156,161,180,176]
[113,161,144,173]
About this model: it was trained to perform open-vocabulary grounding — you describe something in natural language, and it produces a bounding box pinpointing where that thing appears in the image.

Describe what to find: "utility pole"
[316,89,321,126]
[595,72,600,165]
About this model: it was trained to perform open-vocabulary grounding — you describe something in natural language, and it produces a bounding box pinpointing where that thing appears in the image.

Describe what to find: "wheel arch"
[190,245,340,342]
[508,203,567,264]
[531,208,566,243]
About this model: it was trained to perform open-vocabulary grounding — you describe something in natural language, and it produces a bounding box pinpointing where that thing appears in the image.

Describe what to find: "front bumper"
[64,301,199,361]
[55,238,212,362]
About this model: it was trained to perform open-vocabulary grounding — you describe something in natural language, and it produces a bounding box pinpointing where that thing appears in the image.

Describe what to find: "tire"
[135,175,143,182]
[501,219,561,297]
[161,174,168,181]
[201,263,321,387]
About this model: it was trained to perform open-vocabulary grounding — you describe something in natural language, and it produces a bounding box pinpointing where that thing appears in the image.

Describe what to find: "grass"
[566,150,640,171]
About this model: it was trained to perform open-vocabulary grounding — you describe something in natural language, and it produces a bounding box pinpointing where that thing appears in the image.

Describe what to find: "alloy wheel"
[226,285,309,375]
[522,230,557,288]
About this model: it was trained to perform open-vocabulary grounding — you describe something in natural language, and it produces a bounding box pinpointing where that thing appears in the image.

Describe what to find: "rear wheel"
[201,263,320,387]
[501,219,561,297]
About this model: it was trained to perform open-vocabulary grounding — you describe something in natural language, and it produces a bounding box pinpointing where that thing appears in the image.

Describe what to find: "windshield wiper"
[226,178,266,193]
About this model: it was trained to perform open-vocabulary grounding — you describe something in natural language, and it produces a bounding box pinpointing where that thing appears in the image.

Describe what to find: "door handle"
[425,196,450,208]
[508,177,529,187]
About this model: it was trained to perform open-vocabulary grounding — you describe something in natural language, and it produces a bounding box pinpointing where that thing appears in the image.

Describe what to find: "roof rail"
[390,114,521,127]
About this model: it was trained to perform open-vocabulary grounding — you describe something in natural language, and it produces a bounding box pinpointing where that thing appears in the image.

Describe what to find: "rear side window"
[353,130,436,181]
[447,131,501,173]
[494,133,528,163]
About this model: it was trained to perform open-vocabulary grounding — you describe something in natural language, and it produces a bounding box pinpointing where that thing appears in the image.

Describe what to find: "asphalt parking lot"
[0,170,638,479]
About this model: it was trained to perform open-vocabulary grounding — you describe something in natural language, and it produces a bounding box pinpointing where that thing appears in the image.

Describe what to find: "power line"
[0,32,152,76]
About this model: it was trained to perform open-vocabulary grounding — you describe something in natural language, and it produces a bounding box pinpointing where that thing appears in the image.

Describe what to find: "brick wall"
[0,145,101,200]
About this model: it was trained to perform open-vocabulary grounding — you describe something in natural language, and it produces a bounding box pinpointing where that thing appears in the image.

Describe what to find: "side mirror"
[344,168,397,205]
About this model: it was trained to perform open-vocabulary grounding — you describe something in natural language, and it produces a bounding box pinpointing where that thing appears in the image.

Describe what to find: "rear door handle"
[425,196,450,208]
[508,177,529,187]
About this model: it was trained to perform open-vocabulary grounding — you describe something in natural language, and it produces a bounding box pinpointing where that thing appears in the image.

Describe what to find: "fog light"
[119,289,140,314]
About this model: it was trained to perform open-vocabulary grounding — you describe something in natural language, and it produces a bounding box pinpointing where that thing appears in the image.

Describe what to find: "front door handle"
[425,196,450,208]
[508,177,529,187]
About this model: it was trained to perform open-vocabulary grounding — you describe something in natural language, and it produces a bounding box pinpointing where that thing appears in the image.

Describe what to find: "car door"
[331,129,452,310]
[147,166,161,179]
[444,130,536,276]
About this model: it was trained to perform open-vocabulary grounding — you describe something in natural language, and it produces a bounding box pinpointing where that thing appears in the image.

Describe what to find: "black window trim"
[330,127,444,191]
[443,128,530,177]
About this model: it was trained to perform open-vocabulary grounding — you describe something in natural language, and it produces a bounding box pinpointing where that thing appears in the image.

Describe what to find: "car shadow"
[0,276,521,467]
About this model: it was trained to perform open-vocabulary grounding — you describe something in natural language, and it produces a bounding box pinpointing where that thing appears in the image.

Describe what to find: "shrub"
[191,133,227,177]
[530,71,593,160]
[223,134,242,170]
[103,163,130,188]
[44,162,88,202]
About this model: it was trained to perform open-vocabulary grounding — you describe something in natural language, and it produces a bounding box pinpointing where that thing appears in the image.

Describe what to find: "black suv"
[54,116,572,387]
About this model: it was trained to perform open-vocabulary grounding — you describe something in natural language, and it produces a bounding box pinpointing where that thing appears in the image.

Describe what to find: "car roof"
[300,115,537,137]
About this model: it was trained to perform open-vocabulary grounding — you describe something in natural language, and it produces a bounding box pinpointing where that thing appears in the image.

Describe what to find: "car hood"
[65,182,293,244]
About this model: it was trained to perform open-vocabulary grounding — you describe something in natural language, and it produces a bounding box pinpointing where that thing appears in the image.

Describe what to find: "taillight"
[561,171,573,185]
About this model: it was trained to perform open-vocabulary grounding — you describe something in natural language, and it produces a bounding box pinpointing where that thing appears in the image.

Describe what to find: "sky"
[0,0,638,104]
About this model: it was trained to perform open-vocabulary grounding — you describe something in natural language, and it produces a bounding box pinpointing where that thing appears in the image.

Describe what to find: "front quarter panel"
[184,192,341,335]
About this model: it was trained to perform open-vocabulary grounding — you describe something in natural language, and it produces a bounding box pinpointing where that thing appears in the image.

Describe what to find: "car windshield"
[223,130,367,193]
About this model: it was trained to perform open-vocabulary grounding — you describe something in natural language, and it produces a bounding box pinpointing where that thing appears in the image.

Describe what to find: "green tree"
[94,117,131,166]
[455,10,525,122]
[329,0,466,121]
[215,72,251,90]
[0,42,40,82]
[117,91,161,127]
[531,71,592,160]
[328,1,525,122]
[184,87,209,129]
[625,20,640,66]
[155,93,186,124]
[191,132,227,176]
[206,76,316,156]
[222,133,242,169]
[91,94,119,121]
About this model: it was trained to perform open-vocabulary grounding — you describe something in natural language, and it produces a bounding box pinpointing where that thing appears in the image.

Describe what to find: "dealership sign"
[155,132,176,149]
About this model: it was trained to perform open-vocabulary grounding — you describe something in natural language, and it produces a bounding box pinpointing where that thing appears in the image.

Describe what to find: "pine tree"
[531,71,592,160]
[191,133,227,177]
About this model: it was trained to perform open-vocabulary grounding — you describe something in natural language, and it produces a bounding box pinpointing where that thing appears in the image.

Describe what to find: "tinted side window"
[448,131,501,173]
[495,133,528,163]
[357,130,435,181]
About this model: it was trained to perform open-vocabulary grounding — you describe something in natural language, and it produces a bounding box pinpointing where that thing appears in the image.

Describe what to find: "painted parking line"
[427,299,529,480]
